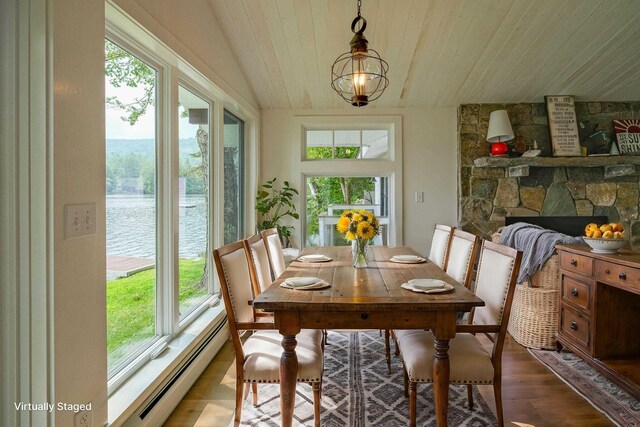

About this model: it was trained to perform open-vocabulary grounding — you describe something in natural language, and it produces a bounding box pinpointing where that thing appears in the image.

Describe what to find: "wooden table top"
[253,246,484,312]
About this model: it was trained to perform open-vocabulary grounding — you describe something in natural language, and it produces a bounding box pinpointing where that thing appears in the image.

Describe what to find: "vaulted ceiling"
[208,0,640,110]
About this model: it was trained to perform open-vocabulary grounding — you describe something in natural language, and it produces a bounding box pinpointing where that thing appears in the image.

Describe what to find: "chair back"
[244,233,274,296]
[213,241,255,328]
[428,224,454,269]
[472,240,522,328]
[261,228,286,279]
[445,229,480,289]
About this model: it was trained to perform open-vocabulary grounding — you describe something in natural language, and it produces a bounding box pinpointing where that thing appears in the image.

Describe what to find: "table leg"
[433,338,450,427]
[280,333,298,427]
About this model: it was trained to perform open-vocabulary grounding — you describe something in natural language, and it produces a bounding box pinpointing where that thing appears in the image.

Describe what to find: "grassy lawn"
[107,258,207,369]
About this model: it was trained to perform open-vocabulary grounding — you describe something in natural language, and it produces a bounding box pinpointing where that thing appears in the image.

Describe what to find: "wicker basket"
[492,232,561,350]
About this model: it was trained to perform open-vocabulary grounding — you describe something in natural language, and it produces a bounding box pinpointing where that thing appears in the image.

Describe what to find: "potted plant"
[256,178,299,247]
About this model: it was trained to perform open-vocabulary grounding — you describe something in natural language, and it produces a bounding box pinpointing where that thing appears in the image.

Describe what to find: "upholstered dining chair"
[396,240,522,427]
[428,224,454,269]
[445,229,480,290]
[261,228,286,280]
[213,241,324,426]
[244,233,274,297]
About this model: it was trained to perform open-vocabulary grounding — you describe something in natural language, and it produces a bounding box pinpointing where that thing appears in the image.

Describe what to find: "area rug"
[234,331,498,426]
[529,348,640,427]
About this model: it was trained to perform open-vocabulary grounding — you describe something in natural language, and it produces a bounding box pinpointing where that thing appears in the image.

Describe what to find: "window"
[178,85,211,320]
[105,40,158,373]
[305,129,389,160]
[223,110,244,244]
[298,116,402,248]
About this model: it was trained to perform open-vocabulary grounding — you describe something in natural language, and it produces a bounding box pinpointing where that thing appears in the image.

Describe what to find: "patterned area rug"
[234,331,498,426]
[529,349,640,427]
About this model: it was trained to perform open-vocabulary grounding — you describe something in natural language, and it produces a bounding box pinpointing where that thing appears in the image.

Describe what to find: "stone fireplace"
[458,101,640,247]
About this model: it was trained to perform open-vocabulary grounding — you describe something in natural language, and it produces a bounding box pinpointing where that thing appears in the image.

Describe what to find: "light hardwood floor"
[164,334,613,426]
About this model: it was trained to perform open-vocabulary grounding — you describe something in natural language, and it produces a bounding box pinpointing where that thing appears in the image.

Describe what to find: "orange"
[592,229,603,238]
[585,229,595,238]
[602,230,614,239]
[611,223,624,232]
[599,224,613,233]
[614,231,624,239]
[585,223,598,235]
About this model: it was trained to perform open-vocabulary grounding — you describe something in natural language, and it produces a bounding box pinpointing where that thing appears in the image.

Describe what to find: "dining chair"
[261,228,286,280]
[445,229,480,290]
[428,224,454,270]
[244,233,274,297]
[213,241,324,426]
[396,240,522,427]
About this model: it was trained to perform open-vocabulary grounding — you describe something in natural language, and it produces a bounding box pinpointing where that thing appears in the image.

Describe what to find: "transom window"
[305,129,389,160]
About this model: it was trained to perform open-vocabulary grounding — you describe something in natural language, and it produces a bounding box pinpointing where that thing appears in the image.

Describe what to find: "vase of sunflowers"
[336,209,380,268]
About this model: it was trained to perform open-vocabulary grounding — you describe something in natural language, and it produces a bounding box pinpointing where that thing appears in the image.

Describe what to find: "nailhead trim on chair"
[408,377,493,385]
[245,378,322,383]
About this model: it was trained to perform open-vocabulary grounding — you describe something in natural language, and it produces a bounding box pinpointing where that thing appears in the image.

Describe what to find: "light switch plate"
[415,191,424,203]
[65,203,97,239]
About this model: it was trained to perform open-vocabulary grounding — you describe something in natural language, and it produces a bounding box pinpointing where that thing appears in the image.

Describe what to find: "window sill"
[107,301,227,426]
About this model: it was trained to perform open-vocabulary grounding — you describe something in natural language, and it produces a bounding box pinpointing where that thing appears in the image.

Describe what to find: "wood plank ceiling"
[208,0,640,110]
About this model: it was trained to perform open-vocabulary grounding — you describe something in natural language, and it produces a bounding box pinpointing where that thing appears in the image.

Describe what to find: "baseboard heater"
[138,317,227,420]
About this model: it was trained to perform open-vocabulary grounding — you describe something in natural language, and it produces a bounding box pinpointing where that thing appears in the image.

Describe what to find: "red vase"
[491,142,508,156]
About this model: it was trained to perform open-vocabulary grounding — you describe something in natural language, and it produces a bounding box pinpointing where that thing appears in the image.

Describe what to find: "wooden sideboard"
[556,244,640,400]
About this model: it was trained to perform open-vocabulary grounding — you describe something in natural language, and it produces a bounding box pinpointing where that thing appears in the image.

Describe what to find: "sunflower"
[336,216,351,233]
[357,221,375,240]
[352,213,363,222]
[343,210,354,219]
[345,231,357,241]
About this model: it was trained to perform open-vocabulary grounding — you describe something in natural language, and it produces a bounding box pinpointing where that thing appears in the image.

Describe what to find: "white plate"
[298,254,332,262]
[390,255,426,264]
[284,276,320,287]
[407,278,448,290]
[401,282,454,294]
[280,278,331,290]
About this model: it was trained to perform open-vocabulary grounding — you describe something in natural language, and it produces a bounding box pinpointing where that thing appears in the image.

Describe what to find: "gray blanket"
[499,222,584,283]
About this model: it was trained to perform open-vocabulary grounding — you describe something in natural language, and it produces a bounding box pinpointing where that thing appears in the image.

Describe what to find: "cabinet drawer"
[595,260,640,291]
[562,276,591,311]
[560,305,590,349]
[560,252,593,276]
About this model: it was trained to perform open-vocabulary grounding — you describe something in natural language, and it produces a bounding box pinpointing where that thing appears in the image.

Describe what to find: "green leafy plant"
[256,178,299,246]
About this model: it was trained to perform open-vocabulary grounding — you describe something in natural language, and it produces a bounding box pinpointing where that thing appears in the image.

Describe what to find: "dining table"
[252,245,484,427]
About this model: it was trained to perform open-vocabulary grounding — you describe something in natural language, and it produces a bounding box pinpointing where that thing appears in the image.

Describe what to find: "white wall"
[52,1,108,425]
[260,107,458,255]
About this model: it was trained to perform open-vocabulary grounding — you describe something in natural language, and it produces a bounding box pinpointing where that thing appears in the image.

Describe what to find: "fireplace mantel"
[473,156,640,178]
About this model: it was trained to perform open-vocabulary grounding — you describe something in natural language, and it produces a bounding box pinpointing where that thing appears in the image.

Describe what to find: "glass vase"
[352,239,369,268]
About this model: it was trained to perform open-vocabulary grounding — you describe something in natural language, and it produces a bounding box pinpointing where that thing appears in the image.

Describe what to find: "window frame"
[296,116,403,249]
[105,3,259,397]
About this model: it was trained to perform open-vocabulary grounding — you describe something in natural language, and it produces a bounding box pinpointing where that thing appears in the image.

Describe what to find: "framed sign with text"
[613,119,640,154]
[545,95,582,156]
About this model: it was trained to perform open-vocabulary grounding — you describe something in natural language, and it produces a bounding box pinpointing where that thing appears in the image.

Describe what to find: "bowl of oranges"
[583,223,626,254]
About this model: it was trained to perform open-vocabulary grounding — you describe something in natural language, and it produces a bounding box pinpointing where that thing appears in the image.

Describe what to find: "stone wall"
[458,101,640,246]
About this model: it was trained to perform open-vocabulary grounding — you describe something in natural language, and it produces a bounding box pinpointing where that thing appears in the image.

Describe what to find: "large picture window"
[223,110,244,244]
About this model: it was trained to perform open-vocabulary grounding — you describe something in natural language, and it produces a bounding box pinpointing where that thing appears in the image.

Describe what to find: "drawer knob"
[605,269,611,274]
[571,288,578,297]
[360,312,368,320]
[619,272,627,280]
[570,321,578,331]
[570,259,578,266]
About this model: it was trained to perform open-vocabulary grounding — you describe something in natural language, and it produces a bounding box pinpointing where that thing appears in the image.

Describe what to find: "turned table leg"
[433,338,450,427]
[280,334,298,427]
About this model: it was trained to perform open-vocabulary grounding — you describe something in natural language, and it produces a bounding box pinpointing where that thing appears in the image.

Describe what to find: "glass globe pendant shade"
[331,9,389,107]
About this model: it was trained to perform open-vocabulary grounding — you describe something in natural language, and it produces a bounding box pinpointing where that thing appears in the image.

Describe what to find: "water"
[106,194,207,259]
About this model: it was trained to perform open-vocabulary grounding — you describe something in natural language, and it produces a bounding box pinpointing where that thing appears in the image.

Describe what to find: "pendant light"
[330,0,389,107]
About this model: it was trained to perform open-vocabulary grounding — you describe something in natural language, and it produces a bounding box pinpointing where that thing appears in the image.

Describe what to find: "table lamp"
[487,110,514,156]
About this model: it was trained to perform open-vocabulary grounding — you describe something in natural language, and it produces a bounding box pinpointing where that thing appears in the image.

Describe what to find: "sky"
[105,76,199,140]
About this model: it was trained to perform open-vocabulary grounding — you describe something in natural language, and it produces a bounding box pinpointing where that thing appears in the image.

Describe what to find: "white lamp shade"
[486,110,514,143]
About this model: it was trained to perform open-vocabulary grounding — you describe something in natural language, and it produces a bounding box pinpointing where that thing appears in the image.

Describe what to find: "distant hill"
[107,138,200,157]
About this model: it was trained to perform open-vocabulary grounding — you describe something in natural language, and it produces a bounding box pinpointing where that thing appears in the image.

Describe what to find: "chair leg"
[313,381,322,427]
[403,363,409,398]
[392,330,400,356]
[493,379,504,427]
[252,383,258,406]
[466,384,474,409]
[384,329,391,373]
[235,377,244,424]
[243,383,250,400]
[409,382,417,427]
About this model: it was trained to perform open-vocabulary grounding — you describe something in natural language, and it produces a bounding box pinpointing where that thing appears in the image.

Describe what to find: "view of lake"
[107,194,207,259]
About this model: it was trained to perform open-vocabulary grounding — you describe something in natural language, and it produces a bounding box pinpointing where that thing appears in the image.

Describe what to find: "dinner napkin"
[280,276,331,290]
[298,254,332,262]
[390,255,426,263]
[407,278,447,290]
[401,280,453,294]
